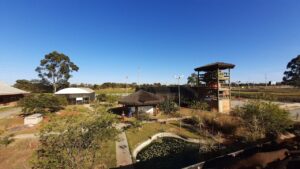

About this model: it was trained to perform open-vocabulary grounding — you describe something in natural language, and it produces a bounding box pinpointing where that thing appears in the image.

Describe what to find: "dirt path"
[0,107,21,119]
[115,123,133,168]
[13,133,39,139]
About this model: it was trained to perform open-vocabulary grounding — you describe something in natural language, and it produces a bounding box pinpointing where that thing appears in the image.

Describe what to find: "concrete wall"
[132,132,206,160]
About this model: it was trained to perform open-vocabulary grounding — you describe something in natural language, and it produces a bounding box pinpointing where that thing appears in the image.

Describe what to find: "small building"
[0,81,29,105]
[55,88,95,104]
[119,90,164,116]
[194,62,235,113]
[24,113,43,126]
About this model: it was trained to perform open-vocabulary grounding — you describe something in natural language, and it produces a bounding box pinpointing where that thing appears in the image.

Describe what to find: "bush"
[159,99,179,114]
[137,113,151,121]
[0,134,14,146]
[238,101,293,137]
[32,111,119,169]
[183,116,202,127]
[96,94,107,102]
[18,94,68,115]
[189,101,209,111]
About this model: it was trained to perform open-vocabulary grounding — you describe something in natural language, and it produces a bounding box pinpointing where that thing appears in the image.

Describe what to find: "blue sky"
[1,0,300,85]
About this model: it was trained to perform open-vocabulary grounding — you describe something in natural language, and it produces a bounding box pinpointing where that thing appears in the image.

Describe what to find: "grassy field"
[125,121,201,152]
[0,138,39,169]
[232,87,300,102]
[95,87,135,95]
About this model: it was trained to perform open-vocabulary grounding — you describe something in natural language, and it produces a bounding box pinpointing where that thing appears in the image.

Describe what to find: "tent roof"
[55,88,94,94]
[194,62,235,71]
[0,82,29,96]
[119,90,164,106]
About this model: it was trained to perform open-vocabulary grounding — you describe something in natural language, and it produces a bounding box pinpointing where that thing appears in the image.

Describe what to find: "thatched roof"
[119,90,164,106]
[194,62,235,71]
[0,81,29,96]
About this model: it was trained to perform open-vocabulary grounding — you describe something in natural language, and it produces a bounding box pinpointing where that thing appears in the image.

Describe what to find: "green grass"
[95,88,135,95]
[125,121,200,152]
[99,140,116,168]
[232,87,300,102]
[0,107,15,112]
[0,138,38,169]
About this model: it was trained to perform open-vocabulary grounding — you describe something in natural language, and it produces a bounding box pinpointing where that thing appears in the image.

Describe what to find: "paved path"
[115,123,133,168]
[0,107,21,119]
[13,133,39,139]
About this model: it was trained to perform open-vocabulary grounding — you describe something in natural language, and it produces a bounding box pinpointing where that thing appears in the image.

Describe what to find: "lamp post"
[174,75,184,107]
[175,75,184,132]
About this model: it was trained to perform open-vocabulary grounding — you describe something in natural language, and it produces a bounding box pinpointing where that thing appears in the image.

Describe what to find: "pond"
[135,137,201,169]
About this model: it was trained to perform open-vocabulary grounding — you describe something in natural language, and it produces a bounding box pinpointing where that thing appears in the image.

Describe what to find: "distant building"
[269,81,277,85]
[0,81,29,105]
[55,88,95,104]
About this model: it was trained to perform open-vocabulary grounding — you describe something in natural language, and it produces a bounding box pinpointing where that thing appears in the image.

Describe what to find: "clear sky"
[1,0,300,85]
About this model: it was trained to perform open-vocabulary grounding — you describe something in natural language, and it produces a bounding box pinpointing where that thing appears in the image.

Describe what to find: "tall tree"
[36,51,79,93]
[283,55,300,87]
[187,73,198,86]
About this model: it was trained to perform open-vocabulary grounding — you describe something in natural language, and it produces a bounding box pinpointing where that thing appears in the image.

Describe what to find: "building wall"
[0,94,25,105]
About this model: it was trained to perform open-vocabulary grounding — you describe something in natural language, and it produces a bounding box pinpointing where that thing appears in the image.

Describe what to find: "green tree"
[35,51,79,93]
[32,111,119,169]
[14,79,52,93]
[239,101,292,137]
[187,73,198,86]
[159,99,178,114]
[283,55,300,87]
[18,94,68,115]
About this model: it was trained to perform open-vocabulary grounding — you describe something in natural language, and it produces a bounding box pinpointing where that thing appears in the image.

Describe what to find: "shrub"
[183,116,202,127]
[137,113,151,121]
[0,134,14,146]
[96,94,107,102]
[159,99,179,114]
[238,101,293,137]
[18,94,68,115]
[32,111,119,169]
[189,101,209,111]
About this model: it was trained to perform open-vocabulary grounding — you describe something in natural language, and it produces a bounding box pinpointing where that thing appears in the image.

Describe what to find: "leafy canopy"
[187,73,198,86]
[18,94,67,115]
[36,51,79,92]
[32,111,119,169]
[238,101,292,137]
[283,55,300,87]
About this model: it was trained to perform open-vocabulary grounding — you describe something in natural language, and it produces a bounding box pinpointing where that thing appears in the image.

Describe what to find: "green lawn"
[232,87,300,102]
[125,121,200,152]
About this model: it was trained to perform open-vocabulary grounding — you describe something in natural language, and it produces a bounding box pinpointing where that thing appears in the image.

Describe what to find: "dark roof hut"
[119,90,164,106]
[194,62,235,71]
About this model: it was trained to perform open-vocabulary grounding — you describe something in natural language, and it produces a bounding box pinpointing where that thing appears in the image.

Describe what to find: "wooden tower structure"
[194,62,235,113]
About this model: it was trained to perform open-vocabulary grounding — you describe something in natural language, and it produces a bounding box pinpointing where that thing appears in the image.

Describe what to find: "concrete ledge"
[132,132,206,160]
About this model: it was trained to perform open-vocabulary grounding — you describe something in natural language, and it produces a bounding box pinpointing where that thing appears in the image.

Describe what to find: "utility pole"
[175,74,184,132]
[174,75,184,107]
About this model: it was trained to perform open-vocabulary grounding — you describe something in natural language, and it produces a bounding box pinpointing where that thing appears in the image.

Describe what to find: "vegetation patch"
[137,137,199,161]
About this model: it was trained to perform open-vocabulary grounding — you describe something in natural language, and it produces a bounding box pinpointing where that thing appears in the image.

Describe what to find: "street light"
[175,74,184,132]
[174,75,184,107]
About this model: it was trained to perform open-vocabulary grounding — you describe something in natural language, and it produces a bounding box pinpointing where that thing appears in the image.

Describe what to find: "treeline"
[13,79,171,93]
[14,79,69,93]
